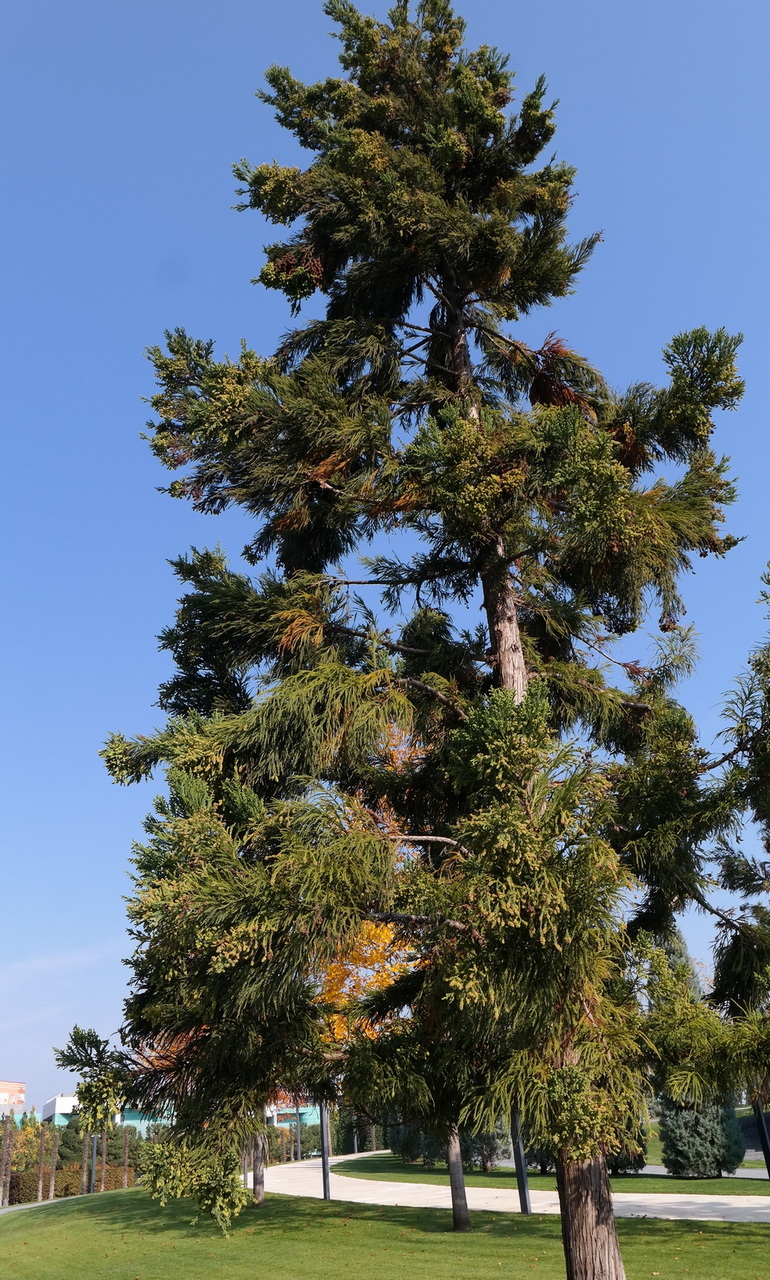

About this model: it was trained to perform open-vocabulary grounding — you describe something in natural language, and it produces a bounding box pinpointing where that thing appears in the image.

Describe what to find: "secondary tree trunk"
[481,539,527,700]
[99,1130,107,1192]
[446,1125,471,1232]
[80,1132,89,1195]
[555,1151,625,1280]
[252,1134,265,1206]
[1,1123,16,1207]
[48,1127,60,1200]
[0,1117,9,1208]
[36,1122,46,1201]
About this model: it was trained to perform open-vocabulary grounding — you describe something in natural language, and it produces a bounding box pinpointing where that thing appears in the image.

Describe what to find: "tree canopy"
[103,3,770,1276]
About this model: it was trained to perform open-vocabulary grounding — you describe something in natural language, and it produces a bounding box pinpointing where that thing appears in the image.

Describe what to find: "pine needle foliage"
[105,1,770,1264]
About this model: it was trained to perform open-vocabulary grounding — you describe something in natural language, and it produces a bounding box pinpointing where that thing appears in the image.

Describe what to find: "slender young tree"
[54,1027,126,1193]
[36,1122,46,1202]
[106,3,759,1275]
[80,1129,89,1196]
[48,1127,60,1201]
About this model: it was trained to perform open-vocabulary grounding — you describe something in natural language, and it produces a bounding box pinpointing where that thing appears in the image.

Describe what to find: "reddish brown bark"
[555,1151,626,1280]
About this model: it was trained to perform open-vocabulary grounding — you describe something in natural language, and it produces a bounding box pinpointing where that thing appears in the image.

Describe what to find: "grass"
[1,1189,769,1280]
[332,1152,770,1197]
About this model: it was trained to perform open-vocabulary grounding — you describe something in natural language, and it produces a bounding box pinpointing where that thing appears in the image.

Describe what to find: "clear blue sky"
[2,0,769,1111]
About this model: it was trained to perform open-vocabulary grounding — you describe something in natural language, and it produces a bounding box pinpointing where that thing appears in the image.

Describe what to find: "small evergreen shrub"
[660,1099,745,1177]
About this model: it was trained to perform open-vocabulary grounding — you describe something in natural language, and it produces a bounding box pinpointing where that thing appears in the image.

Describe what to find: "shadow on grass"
[12,1187,770,1254]
[57,1191,489,1240]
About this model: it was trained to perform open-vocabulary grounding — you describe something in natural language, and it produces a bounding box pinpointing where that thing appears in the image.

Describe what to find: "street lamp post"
[511,1112,532,1215]
[319,1101,331,1200]
[753,1098,770,1178]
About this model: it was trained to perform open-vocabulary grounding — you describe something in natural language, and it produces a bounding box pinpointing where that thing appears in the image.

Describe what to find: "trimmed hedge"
[9,1166,135,1205]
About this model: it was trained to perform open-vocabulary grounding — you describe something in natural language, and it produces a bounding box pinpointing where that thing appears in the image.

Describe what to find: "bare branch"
[394,676,469,721]
[387,832,471,858]
[368,910,469,933]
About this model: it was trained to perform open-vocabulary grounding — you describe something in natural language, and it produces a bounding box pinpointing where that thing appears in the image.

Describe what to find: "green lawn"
[1,1190,769,1280]
[333,1152,770,1197]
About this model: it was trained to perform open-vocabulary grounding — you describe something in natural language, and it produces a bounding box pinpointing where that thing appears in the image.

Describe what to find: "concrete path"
[264,1152,770,1224]
[0,1193,89,1218]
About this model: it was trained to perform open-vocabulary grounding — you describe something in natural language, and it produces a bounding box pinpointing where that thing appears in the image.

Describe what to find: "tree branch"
[394,677,469,721]
[387,832,471,858]
[368,910,469,934]
[691,890,752,936]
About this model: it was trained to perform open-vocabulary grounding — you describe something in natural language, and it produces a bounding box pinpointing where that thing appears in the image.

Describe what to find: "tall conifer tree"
[106,4,765,1276]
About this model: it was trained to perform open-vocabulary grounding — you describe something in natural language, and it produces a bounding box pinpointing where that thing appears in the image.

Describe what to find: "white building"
[0,1081,26,1117]
[42,1094,79,1125]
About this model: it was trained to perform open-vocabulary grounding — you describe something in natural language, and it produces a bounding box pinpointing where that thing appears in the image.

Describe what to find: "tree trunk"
[122,1126,130,1189]
[369,1123,377,1153]
[48,1127,60,1201]
[481,539,527,700]
[99,1130,107,1192]
[252,1134,265,1206]
[80,1132,89,1195]
[446,1125,471,1232]
[555,1151,625,1280]
[0,1116,10,1208]
[36,1123,46,1201]
[1,1123,16,1207]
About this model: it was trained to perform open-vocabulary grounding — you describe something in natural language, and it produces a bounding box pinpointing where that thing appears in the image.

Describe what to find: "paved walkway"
[264,1152,770,1224]
[0,1193,89,1218]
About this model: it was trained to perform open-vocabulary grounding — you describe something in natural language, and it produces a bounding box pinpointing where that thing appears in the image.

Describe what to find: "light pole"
[319,1101,331,1200]
[511,1112,531,1215]
[753,1098,770,1178]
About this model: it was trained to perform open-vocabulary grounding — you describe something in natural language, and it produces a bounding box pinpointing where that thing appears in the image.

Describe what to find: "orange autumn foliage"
[318,921,411,1046]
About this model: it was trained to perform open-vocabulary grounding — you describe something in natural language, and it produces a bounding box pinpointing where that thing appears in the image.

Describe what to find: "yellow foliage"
[318,921,411,1046]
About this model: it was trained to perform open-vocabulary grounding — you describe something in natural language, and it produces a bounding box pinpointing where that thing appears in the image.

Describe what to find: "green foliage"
[53,1027,127,1136]
[140,1136,249,1234]
[56,1116,85,1167]
[390,1123,507,1171]
[105,0,768,1255]
[660,1099,746,1178]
